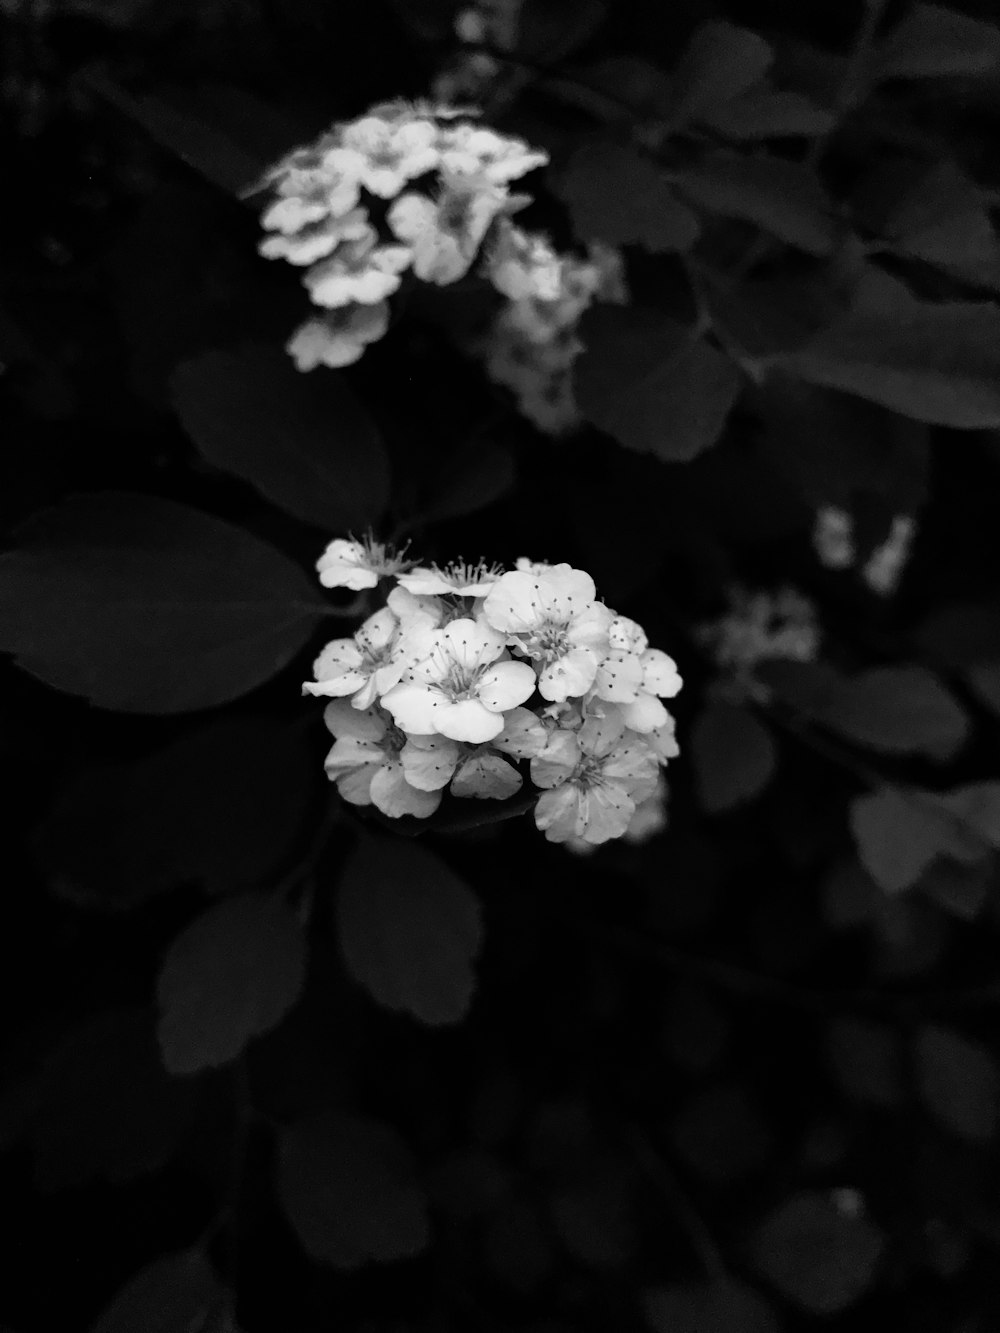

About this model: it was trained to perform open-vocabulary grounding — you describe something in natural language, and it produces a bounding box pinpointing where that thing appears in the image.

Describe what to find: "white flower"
[814,506,855,570]
[484,221,563,302]
[261,146,365,227]
[482,564,613,702]
[437,123,548,183]
[339,115,440,197]
[514,557,554,574]
[322,700,441,817]
[388,174,514,285]
[259,207,372,264]
[387,584,448,630]
[304,233,413,308]
[396,559,504,597]
[592,616,683,733]
[381,617,537,742]
[531,712,660,845]
[316,535,410,590]
[863,515,915,596]
[287,302,391,370]
[701,586,819,674]
[303,607,436,708]
[623,772,669,844]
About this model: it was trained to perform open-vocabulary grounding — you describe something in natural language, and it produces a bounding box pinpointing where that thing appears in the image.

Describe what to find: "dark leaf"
[779,292,1000,428]
[92,1250,226,1333]
[35,718,316,907]
[668,22,774,127]
[576,306,741,461]
[914,1025,1000,1141]
[749,1191,884,1313]
[701,87,833,140]
[553,140,700,252]
[157,892,307,1075]
[875,4,1000,80]
[643,1280,780,1333]
[879,163,1000,289]
[817,666,968,760]
[827,1017,904,1108]
[172,343,389,531]
[850,787,952,894]
[549,1175,635,1270]
[13,1009,194,1191]
[421,438,515,524]
[0,493,324,713]
[277,1111,430,1267]
[676,152,835,255]
[670,1083,773,1183]
[691,702,777,813]
[337,834,482,1025]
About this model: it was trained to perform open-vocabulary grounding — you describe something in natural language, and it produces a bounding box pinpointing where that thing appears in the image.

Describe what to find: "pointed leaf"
[669,22,774,127]
[691,702,777,813]
[881,163,1000,288]
[92,1250,225,1333]
[576,306,741,461]
[157,892,307,1075]
[172,343,389,531]
[915,1025,1000,1141]
[780,294,1000,427]
[817,666,968,760]
[876,4,1000,80]
[554,140,700,252]
[337,834,482,1025]
[277,1111,430,1267]
[0,493,324,713]
[676,152,835,255]
[850,787,949,894]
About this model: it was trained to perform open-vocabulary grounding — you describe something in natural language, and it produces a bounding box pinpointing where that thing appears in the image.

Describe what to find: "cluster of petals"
[304,541,683,844]
[258,100,547,370]
[699,586,820,684]
[477,223,628,433]
[814,506,915,596]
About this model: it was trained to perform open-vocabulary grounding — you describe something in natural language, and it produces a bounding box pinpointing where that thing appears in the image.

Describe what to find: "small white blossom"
[813,505,856,570]
[304,234,413,308]
[388,174,515,285]
[382,617,536,742]
[396,559,503,597]
[437,123,548,183]
[316,535,411,591]
[484,221,563,301]
[700,586,820,675]
[483,564,614,702]
[339,114,441,197]
[322,700,441,817]
[592,615,683,733]
[531,712,660,845]
[304,607,436,709]
[287,302,390,370]
[259,207,372,265]
[863,515,915,596]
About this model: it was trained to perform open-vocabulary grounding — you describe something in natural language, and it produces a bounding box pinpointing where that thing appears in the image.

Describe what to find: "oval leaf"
[676,152,836,255]
[157,891,307,1075]
[702,88,833,140]
[849,787,948,894]
[749,1191,884,1314]
[172,343,389,531]
[576,306,741,461]
[277,1111,430,1267]
[780,297,1000,428]
[915,1025,1000,1141]
[0,493,324,713]
[691,702,777,813]
[817,666,968,760]
[876,3,1000,79]
[669,21,774,127]
[92,1250,225,1333]
[337,834,482,1025]
[554,140,701,252]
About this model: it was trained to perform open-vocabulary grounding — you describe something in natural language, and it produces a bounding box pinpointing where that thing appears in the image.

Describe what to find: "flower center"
[520,620,569,663]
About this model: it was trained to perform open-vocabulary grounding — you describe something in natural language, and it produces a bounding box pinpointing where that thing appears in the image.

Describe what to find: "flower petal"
[538,647,598,702]
[317,538,378,591]
[482,571,545,633]
[324,736,384,781]
[380,683,446,734]
[493,706,548,758]
[335,764,380,805]
[641,649,683,698]
[400,733,460,791]
[592,650,643,703]
[323,699,386,740]
[370,762,441,818]
[451,752,521,800]
[578,785,636,845]
[440,617,506,669]
[534,785,583,842]
[579,711,626,758]
[434,698,505,743]
[530,730,579,788]
[476,660,536,712]
[619,692,669,734]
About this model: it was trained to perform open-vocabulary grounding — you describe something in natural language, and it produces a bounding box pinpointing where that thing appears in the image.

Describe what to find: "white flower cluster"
[258,100,547,370]
[477,220,628,434]
[305,539,683,845]
[813,506,916,596]
[699,586,820,681]
[433,0,525,104]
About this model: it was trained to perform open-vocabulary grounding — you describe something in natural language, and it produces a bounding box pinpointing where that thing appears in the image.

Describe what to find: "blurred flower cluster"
[699,585,820,698]
[432,0,526,104]
[813,505,916,595]
[257,99,546,369]
[478,220,628,433]
[306,539,682,845]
